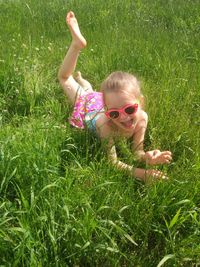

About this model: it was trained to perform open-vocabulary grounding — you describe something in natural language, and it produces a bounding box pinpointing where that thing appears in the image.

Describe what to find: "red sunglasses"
[105,103,139,119]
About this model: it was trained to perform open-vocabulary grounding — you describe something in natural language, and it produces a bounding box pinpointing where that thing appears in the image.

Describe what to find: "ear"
[139,94,145,109]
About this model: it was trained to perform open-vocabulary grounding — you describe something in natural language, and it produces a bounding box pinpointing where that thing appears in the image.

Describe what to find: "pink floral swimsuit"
[69,91,104,131]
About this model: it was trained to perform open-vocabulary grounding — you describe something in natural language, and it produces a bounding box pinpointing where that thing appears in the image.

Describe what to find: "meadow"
[0,0,200,266]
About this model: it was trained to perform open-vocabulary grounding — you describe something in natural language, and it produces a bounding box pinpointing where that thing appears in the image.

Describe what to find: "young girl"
[58,11,172,182]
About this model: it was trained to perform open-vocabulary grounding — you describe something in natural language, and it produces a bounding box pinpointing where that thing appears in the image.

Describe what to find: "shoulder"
[139,109,148,122]
[139,109,148,120]
[135,110,148,129]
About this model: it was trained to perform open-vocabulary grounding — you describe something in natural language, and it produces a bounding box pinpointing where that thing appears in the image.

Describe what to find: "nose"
[120,112,129,120]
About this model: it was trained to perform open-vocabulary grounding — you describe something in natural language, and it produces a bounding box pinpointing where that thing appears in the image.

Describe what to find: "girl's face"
[104,91,140,131]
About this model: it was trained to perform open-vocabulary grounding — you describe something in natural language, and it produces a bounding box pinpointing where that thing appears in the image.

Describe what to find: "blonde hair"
[101,71,142,99]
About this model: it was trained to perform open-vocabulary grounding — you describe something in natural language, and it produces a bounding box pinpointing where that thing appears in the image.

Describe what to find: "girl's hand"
[133,167,168,182]
[145,150,172,165]
[145,169,168,181]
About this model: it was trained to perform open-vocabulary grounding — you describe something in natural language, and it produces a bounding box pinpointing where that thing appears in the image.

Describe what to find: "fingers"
[164,155,172,164]
[161,151,172,157]
[146,169,168,181]
[153,150,172,164]
[160,151,172,164]
[145,150,172,165]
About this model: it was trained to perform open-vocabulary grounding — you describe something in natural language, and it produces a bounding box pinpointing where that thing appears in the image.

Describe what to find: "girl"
[58,11,172,182]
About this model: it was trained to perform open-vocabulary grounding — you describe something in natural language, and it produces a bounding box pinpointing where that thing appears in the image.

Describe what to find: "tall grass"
[0,0,200,266]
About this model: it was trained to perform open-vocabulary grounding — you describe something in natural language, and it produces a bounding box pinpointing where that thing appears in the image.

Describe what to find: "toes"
[66,11,75,24]
[68,11,74,18]
[74,71,82,82]
[76,71,82,78]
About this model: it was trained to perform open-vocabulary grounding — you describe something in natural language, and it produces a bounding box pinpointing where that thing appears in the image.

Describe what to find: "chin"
[121,125,134,131]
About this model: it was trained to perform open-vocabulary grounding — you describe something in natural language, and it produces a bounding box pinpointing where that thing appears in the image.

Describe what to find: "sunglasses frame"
[105,103,139,119]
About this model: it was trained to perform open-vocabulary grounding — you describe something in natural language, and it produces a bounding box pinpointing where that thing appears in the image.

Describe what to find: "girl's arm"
[132,111,148,161]
[132,111,172,165]
[105,138,147,181]
[97,115,166,181]
[97,116,148,181]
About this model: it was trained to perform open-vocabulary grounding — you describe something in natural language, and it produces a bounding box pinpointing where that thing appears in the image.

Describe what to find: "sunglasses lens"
[109,111,119,119]
[125,106,136,114]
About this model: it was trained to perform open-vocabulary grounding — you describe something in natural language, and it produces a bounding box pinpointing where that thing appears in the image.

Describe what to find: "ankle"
[70,42,82,51]
[72,38,86,49]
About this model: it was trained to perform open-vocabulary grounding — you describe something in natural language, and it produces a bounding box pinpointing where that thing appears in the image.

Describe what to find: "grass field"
[0,0,200,266]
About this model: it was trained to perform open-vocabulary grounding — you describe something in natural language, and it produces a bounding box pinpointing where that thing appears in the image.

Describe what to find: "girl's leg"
[58,11,87,103]
[74,71,93,93]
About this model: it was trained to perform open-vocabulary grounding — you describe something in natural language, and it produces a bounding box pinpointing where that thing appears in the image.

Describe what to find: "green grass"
[0,0,200,266]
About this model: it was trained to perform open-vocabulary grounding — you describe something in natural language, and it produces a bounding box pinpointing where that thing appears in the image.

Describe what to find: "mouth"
[120,119,135,129]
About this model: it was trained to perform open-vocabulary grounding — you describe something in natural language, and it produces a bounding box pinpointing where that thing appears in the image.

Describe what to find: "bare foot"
[74,71,93,92]
[66,11,87,49]
[74,71,82,81]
